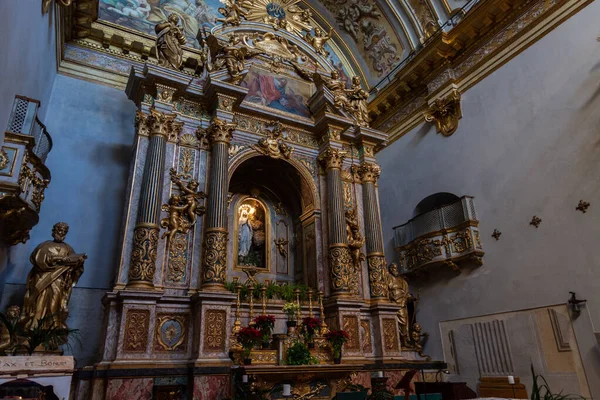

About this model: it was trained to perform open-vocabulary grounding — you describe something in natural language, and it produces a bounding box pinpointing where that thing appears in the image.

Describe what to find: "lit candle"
[283,384,291,396]
[508,375,515,385]
[376,371,384,378]
[242,375,248,383]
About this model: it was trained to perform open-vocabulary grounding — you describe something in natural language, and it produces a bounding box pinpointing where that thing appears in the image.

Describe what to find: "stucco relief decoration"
[123,309,150,352]
[204,309,227,351]
[129,227,159,283]
[319,0,401,76]
[382,318,400,352]
[155,314,188,351]
[406,0,439,41]
[0,150,9,170]
[342,315,360,351]
[360,319,372,353]
[424,89,462,136]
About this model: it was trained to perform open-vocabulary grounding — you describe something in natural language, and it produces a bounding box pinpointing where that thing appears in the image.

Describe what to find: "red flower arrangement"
[237,326,262,358]
[325,329,350,359]
[301,317,322,342]
[253,315,276,342]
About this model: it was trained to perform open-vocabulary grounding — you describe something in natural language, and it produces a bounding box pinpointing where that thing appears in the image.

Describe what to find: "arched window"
[412,192,460,217]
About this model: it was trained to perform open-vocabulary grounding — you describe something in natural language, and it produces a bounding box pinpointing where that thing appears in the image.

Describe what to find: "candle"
[508,375,515,385]
[242,375,248,383]
[283,384,291,396]
[376,371,384,378]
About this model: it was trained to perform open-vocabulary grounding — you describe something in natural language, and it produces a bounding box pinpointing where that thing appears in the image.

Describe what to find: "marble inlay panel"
[193,375,229,400]
[105,378,153,400]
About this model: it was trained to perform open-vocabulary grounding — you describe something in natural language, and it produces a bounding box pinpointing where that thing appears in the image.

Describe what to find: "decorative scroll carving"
[0,150,8,170]
[357,162,381,183]
[123,309,150,352]
[360,319,372,353]
[202,229,228,285]
[382,318,400,352]
[367,255,388,298]
[318,147,347,170]
[204,309,227,351]
[155,314,188,351]
[342,316,360,351]
[329,245,354,293]
[207,119,237,145]
[424,90,462,137]
[128,226,159,285]
[167,232,188,283]
[254,121,293,159]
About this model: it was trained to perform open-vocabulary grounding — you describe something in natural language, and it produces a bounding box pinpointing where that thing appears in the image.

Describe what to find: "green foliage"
[226,281,311,302]
[285,341,319,366]
[530,365,585,400]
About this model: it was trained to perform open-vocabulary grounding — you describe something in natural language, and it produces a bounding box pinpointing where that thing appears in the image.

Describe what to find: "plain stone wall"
[377,0,600,391]
[0,0,57,145]
[1,74,137,366]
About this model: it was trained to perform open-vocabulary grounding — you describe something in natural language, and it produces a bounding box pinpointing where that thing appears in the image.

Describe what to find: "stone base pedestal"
[478,376,528,399]
[0,355,74,399]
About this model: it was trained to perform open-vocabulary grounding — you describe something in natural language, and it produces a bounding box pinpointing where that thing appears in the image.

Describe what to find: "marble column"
[319,147,354,295]
[358,162,388,299]
[201,118,236,289]
[128,109,182,289]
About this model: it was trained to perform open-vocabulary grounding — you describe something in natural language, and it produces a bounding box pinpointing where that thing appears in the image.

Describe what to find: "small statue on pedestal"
[155,14,186,70]
[21,222,86,331]
[387,262,410,345]
[345,76,370,127]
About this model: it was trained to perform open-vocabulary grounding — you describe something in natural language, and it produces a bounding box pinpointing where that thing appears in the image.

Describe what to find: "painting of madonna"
[242,68,312,118]
[237,199,267,269]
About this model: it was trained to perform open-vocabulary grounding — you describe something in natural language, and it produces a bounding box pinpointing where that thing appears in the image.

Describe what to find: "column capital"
[358,162,381,183]
[318,147,347,170]
[207,118,237,145]
[136,108,183,142]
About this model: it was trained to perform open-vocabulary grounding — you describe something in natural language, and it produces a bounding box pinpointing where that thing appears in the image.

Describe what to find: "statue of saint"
[387,262,410,344]
[155,14,187,70]
[345,76,370,127]
[238,205,254,258]
[21,222,86,330]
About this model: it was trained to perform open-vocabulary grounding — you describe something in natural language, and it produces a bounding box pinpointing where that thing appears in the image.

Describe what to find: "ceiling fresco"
[93,0,464,87]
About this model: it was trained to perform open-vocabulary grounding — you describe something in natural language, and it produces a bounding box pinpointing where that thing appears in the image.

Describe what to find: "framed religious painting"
[234,197,270,271]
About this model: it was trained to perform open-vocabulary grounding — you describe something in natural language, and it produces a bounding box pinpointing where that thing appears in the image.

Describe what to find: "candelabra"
[232,284,242,335]
[318,290,328,335]
[307,289,313,317]
[295,288,301,325]
[249,284,255,325]
[261,286,267,315]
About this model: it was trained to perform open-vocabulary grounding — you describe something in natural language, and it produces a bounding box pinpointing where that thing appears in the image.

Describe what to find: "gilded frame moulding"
[154,314,189,352]
[232,195,271,273]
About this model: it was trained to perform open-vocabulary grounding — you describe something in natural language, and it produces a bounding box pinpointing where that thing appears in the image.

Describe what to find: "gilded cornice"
[368,0,593,144]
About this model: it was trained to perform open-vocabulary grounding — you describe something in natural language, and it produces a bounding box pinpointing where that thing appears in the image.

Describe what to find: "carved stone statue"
[216,0,249,26]
[387,262,410,344]
[255,122,293,159]
[410,322,431,360]
[155,14,186,70]
[161,195,190,245]
[346,209,365,295]
[21,222,86,330]
[314,70,349,109]
[305,27,333,57]
[345,76,370,127]
[170,168,206,225]
[0,305,20,355]
[209,34,252,84]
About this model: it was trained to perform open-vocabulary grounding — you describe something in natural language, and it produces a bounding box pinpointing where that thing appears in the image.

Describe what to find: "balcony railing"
[393,196,484,275]
[0,96,53,245]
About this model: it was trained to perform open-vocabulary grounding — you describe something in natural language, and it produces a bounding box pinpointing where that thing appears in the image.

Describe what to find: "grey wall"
[378,0,600,376]
[1,74,136,366]
[0,0,57,144]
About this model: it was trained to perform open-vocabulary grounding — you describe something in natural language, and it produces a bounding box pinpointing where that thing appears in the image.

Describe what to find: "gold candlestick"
[308,289,314,317]
[319,290,329,335]
[295,288,301,324]
[249,284,255,325]
[232,284,242,335]
[261,286,267,316]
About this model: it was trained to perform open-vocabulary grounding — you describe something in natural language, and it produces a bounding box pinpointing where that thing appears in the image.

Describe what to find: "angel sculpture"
[345,209,366,285]
[208,34,261,84]
[155,14,187,70]
[305,27,333,57]
[161,195,191,245]
[216,0,249,26]
[170,168,206,225]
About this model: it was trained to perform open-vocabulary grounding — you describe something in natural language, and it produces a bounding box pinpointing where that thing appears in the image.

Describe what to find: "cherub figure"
[305,27,333,57]
[216,0,249,26]
[411,323,431,360]
[345,209,366,272]
[160,195,191,245]
[208,34,253,84]
[170,168,206,224]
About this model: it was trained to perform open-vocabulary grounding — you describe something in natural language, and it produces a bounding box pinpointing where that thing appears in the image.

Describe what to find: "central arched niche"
[227,155,319,286]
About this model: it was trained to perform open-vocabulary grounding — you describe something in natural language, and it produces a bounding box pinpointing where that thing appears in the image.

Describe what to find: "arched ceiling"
[96,0,466,88]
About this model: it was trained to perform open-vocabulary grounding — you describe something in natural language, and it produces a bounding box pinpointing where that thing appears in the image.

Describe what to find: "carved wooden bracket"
[424,89,462,137]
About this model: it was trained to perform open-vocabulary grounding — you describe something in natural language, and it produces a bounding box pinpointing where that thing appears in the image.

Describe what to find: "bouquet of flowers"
[324,329,350,360]
[282,302,300,320]
[301,317,321,342]
[236,326,262,359]
[253,315,276,343]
